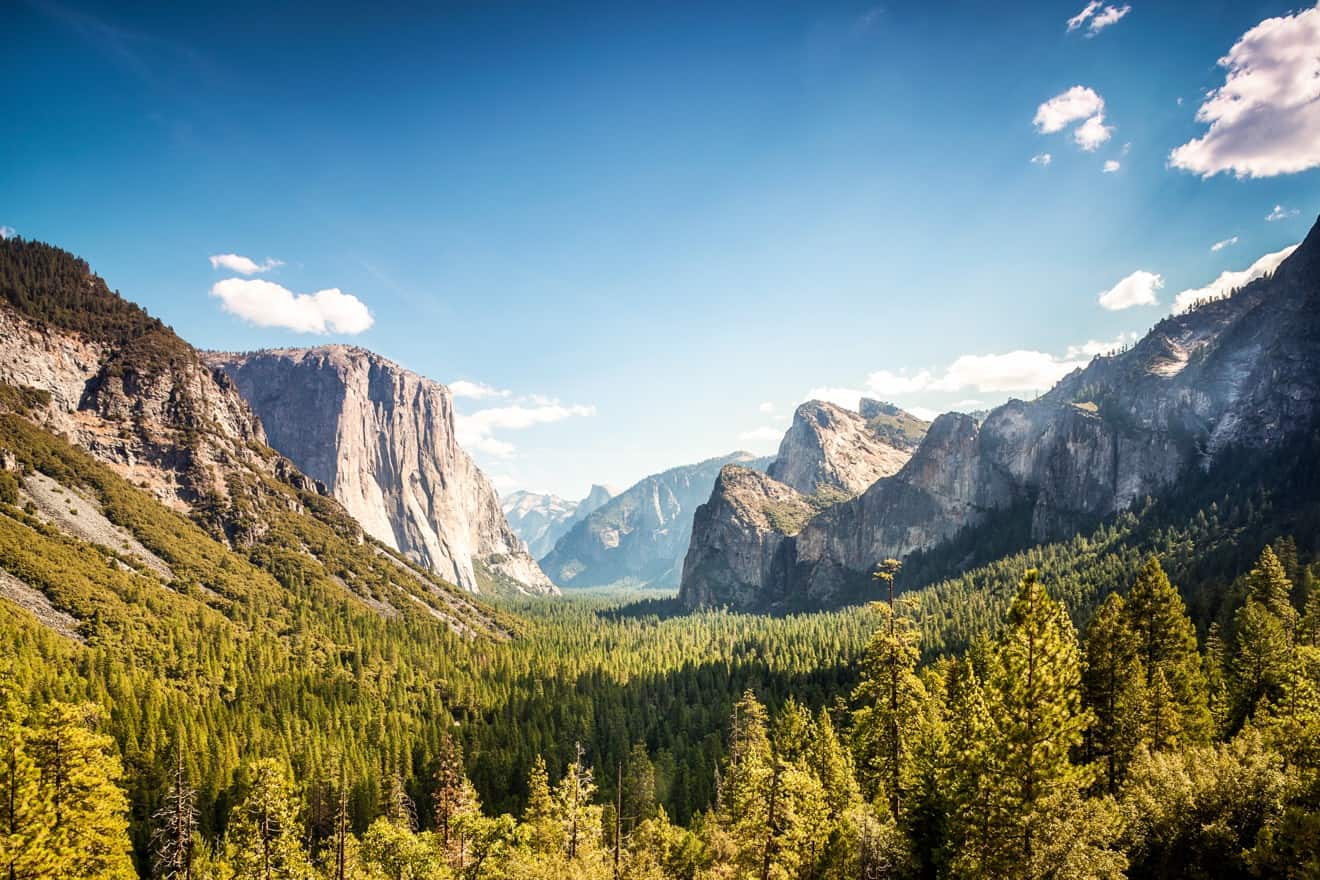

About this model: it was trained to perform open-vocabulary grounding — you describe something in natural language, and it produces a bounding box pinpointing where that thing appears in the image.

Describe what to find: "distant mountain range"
[501,484,616,559]
[680,216,1320,612]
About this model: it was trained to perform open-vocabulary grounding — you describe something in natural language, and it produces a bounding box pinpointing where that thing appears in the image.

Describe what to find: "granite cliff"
[502,484,616,559]
[681,218,1320,610]
[208,347,556,595]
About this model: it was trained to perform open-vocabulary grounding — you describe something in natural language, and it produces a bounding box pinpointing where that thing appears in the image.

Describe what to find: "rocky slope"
[540,452,768,588]
[208,347,556,596]
[0,238,506,634]
[767,399,925,496]
[502,484,616,559]
[681,217,1320,610]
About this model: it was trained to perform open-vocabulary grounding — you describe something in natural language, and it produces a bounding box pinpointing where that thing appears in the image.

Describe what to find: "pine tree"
[0,671,56,880]
[522,755,562,856]
[556,741,602,863]
[945,658,998,878]
[1247,546,1299,634]
[1123,556,1212,743]
[1082,593,1145,791]
[29,702,136,880]
[227,758,315,880]
[621,743,658,833]
[433,732,480,864]
[1231,599,1292,724]
[806,707,860,822]
[981,570,1117,879]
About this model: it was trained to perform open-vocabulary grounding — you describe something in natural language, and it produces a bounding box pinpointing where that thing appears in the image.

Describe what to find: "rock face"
[540,452,768,588]
[767,399,924,496]
[502,484,616,559]
[679,400,925,610]
[208,347,556,596]
[682,217,1320,610]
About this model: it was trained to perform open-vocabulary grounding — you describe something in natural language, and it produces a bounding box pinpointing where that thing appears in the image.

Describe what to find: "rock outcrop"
[540,452,768,588]
[767,399,924,496]
[502,484,616,559]
[208,347,557,596]
[682,217,1320,610]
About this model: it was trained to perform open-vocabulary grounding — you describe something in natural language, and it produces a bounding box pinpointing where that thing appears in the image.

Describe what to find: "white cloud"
[1266,204,1299,222]
[210,278,374,334]
[758,401,776,415]
[0,226,15,240]
[1035,86,1105,134]
[865,370,936,396]
[1211,236,1239,252]
[1088,4,1130,33]
[455,400,595,458]
[449,380,512,400]
[1103,159,1121,173]
[1066,1,1101,31]
[208,253,283,275]
[1172,244,1299,313]
[1067,1,1129,34]
[930,351,1085,393]
[907,406,941,422]
[1098,270,1163,310]
[1031,152,1053,166]
[952,399,986,409]
[1169,4,1320,178]
[1074,113,1113,150]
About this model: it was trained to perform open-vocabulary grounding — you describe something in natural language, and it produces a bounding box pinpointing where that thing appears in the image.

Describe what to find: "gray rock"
[502,484,616,559]
[208,347,557,596]
[767,399,921,496]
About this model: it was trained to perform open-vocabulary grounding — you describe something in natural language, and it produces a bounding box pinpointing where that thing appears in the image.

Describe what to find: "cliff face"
[540,452,768,588]
[767,399,923,496]
[682,217,1320,610]
[208,347,556,595]
[502,484,616,559]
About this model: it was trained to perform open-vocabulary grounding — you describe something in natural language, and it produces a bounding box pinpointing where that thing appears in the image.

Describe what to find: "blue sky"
[3,0,1318,499]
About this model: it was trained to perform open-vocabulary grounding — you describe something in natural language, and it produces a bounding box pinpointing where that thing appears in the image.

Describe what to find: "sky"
[3,0,1319,499]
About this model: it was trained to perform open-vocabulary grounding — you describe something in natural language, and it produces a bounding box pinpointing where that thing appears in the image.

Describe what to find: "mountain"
[767,398,927,496]
[539,452,769,588]
[502,483,616,559]
[0,237,508,633]
[207,347,556,596]
[679,399,925,608]
[680,217,1320,611]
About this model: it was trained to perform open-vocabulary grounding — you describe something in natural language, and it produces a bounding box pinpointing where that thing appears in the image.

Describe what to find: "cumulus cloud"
[1266,204,1299,222]
[0,226,15,240]
[1065,331,1140,359]
[208,253,283,275]
[1169,4,1320,178]
[1098,270,1163,310]
[1067,1,1129,34]
[1211,236,1239,252]
[852,353,1087,397]
[455,400,595,458]
[449,380,512,400]
[1103,159,1121,173]
[865,370,937,396]
[1074,114,1114,150]
[1172,244,1299,313]
[210,278,374,334]
[1035,86,1105,133]
[1031,152,1053,166]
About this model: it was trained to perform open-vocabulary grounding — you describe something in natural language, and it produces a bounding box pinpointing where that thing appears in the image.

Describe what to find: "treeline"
[5,546,1319,878]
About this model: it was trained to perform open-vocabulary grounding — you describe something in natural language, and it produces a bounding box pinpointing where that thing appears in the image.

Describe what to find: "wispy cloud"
[209,253,283,275]
[210,278,373,334]
[1266,204,1299,222]
[1066,2,1130,35]
[1098,270,1163,310]
[449,380,512,400]
[455,399,596,458]
[1172,244,1299,313]
[1169,4,1320,178]
[1030,152,1053,166]
[1210,236,1239,252]
[1102,159,1121,173]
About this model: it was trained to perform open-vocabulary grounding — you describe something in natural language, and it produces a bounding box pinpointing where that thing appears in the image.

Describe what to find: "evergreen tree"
[621,743,659,833]
[0,672,56,880]
[1082,593,1145,791]
[151,744,198,880]
[227,758,315,880]
[29,702,135,880]
[945,658,997,878]
[555,741,603,863]
[433,732,480,865]
[1123,556,1212,743]
[521,755,562,856]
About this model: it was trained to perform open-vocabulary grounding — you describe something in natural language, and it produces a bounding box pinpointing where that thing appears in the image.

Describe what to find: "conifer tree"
[227,758,315,880]
[556,741,602,863]
[1082,593,1145,791]
[522,755,562,856]
[433,731,480,865]
[621,743,658,833]
[0,673,55,880]
[29,702,136,880]
[1123,556,1212,743]
[151,744,198,880]
[945,658,998,877]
